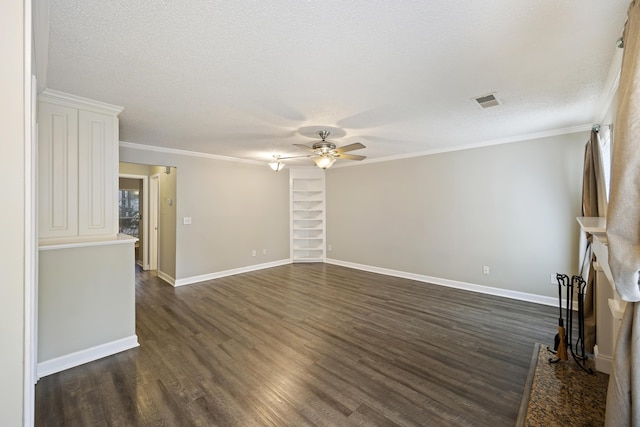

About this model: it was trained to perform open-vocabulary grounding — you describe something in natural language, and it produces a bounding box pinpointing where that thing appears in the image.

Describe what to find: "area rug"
[516,343,609,426]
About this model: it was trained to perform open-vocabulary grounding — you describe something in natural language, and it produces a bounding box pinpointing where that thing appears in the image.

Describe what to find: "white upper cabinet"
[38,90,123,242]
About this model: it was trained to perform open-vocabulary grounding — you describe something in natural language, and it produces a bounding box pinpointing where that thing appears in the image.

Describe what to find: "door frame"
[149,174,160,271]
[119,173,149,269]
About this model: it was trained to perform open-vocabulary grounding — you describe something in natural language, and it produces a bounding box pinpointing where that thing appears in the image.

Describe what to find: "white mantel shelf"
[577,217,612,285]
[576,216,607,239]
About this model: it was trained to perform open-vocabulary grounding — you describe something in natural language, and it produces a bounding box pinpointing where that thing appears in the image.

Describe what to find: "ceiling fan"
[285,130,367,169]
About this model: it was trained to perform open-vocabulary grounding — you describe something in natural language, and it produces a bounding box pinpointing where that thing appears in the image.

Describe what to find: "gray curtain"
[581,130,606,353]
[605,1,640,425]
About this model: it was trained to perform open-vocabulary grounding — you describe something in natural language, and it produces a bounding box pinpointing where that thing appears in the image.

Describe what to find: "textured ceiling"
[45,0,629,166]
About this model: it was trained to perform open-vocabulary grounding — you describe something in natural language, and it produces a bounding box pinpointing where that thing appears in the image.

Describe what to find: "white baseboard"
[174,259,292,287]
[325,258,559,307]
[594,345,612,374]
[157,270,175,286]
[37,335,139,378]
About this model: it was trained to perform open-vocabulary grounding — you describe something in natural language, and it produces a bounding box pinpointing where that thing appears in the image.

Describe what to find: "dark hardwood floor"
[35,263,557,426]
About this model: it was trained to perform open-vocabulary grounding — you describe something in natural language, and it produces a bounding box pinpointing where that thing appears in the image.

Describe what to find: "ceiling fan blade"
[293,143,315,152]
[336,153,366,161]
[278,154,312,160]
[335,142,366,153]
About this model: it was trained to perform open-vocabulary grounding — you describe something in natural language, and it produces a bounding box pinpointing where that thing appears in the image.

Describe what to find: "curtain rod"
[592,124,612,132]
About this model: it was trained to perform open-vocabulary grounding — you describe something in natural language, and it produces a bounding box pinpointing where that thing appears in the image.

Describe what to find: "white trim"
[325,258,559,307]
[39,89,123,115]
[37,335,139,378]
[596,70,621,124]
[24,4,36,423]
[38,234,137,250]
[149,174,159,271]
[123,125,591,170]
[174,259,291,287]
[332,124,592,168]
[157,270,176,286]
[595,47,623,123]
[594,344,612,374]
[119,140,264,166]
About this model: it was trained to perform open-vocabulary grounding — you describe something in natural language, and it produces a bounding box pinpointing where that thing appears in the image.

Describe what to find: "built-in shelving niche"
[290,169,325,262]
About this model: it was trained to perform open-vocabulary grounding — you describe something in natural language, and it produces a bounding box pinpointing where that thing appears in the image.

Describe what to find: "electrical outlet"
[262,249,267,255]
[328,244,333,251]
[183,217,192,225]
[482,266,490,275]
[551,273,557,284]
[252,249,256,257]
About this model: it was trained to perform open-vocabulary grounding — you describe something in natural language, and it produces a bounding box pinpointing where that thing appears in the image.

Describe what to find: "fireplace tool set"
[547,273,593,374]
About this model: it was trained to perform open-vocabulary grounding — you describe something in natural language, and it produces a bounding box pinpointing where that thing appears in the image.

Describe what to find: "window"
[599,126,612,202]
[119,189,140,237]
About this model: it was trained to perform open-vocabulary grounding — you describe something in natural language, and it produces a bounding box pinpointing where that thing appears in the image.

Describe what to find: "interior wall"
[326,131,587,298]
[38,243,136,362]
[120,162,150,176]
[119,147,290,281]
[0,0,27,424]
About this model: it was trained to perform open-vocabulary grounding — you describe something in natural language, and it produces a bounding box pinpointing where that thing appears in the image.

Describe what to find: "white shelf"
[290,171,325,262]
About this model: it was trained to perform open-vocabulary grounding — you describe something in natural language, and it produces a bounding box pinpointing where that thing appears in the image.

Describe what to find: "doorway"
[119,174,149,269]
[149,174,159,271]
[119,162,177,284]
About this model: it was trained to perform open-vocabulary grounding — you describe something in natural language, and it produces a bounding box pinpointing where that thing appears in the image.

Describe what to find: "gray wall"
[1,0,27,424]
[326,132,587,298]
[119,147,290,280]
[38,243,136,362]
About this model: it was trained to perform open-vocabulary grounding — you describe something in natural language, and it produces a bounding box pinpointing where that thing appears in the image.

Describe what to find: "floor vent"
[473,93,501,109]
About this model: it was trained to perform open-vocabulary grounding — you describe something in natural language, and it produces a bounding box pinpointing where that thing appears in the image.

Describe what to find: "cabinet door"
[38,102,79,238]
[78,110,116,236]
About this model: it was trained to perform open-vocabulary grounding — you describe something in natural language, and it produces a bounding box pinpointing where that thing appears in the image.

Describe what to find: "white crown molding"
[39,89,123,115]
[123,123,592,170]
[119,140,265,166]
[332,124,592,168]
[325,258,560,307]
[37,335,139,378]
[174,259,291,287]
[595,47,623,124]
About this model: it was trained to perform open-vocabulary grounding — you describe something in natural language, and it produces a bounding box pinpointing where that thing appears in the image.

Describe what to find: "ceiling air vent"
[473,93,501,109]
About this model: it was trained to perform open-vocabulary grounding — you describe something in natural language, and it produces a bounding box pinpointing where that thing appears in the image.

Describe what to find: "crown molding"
[122,123,591,170]
[39,89,124,115]
[332,124,592,168]
[119,141,264,166]
[595,47,623,123]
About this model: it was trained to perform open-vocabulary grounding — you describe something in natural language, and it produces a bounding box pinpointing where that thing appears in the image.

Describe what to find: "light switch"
[183,217,192,225]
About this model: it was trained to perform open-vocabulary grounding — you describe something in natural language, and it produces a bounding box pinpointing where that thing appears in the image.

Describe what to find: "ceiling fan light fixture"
[313,155,336,169]
[268,156,285,172]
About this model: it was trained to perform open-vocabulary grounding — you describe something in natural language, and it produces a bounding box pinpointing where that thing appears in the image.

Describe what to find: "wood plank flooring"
[35,263,557,426]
